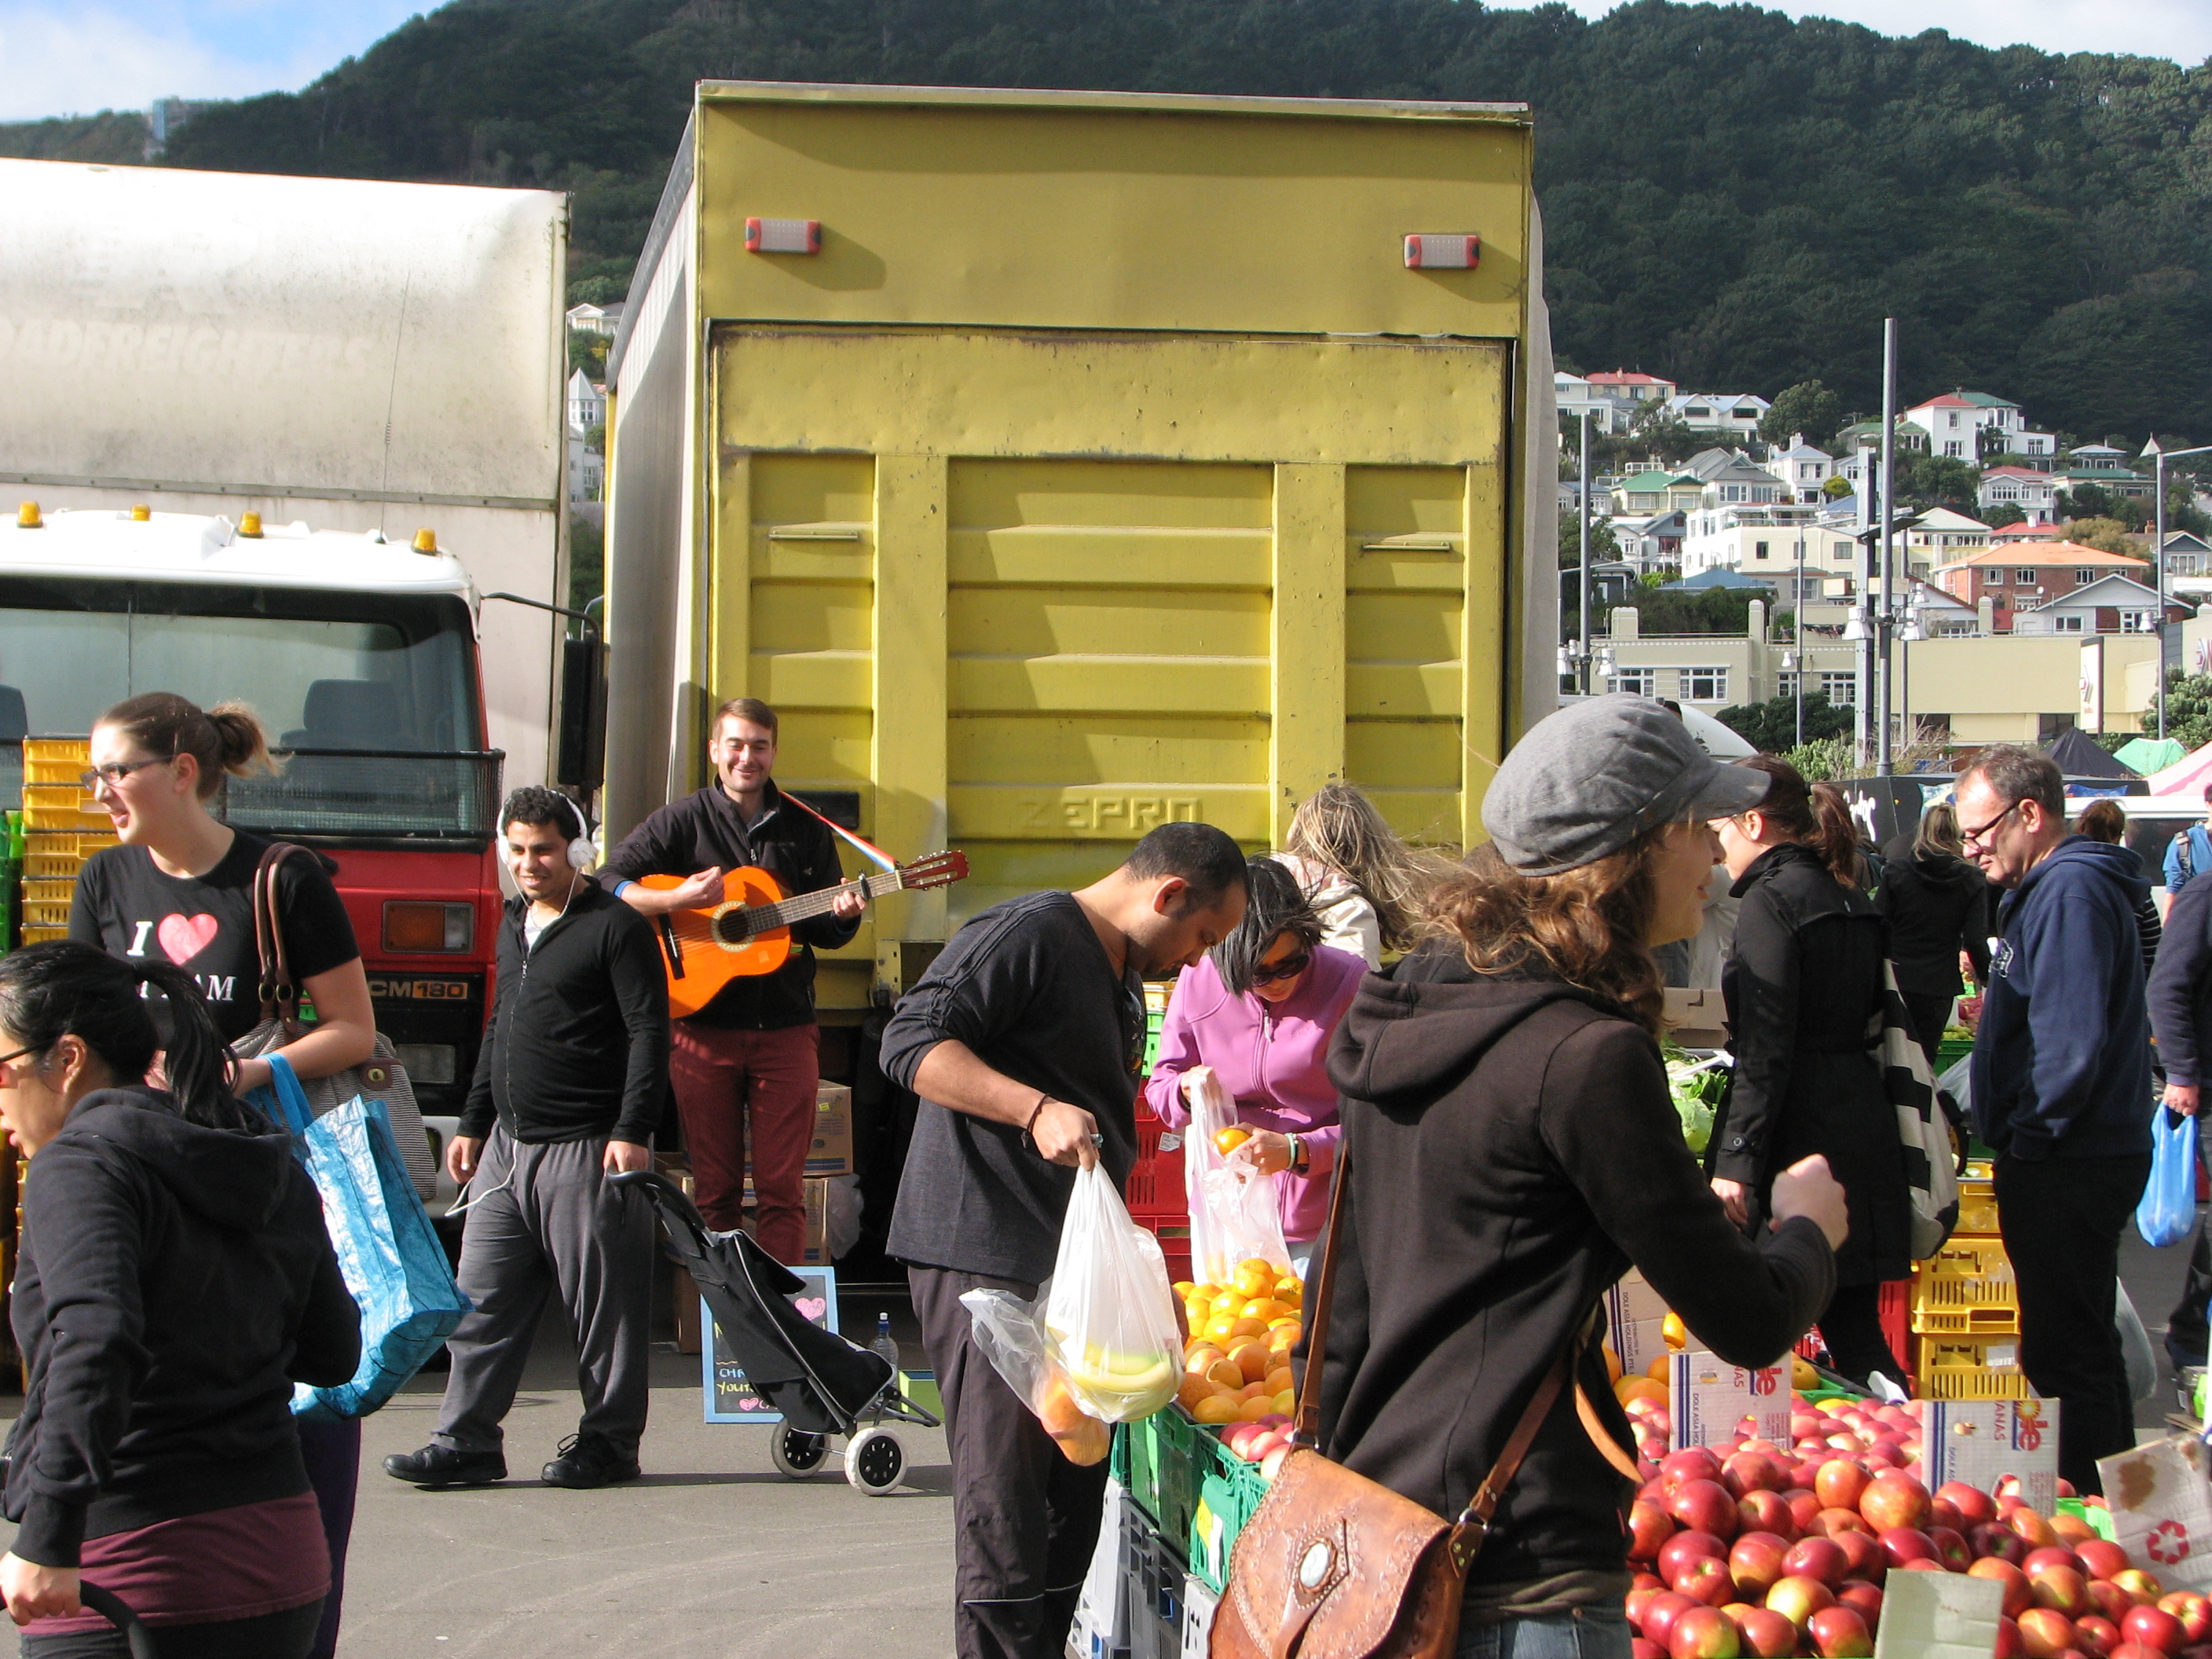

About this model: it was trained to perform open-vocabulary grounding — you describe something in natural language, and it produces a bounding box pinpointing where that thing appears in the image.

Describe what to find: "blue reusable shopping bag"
[251,1053,472,1423]
[2137,1106,2199,1249]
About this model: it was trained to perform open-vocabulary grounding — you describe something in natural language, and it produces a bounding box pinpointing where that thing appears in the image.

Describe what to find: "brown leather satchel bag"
[1210,1148,1636,1659]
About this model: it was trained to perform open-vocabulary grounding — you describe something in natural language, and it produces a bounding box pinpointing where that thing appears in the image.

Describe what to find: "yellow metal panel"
[695,93,1530,342]
[1463,449,1509,847]
[715,329,1510,467]
[1271,464,1347,840]
[709,449,750,713]
[872,454,950,947]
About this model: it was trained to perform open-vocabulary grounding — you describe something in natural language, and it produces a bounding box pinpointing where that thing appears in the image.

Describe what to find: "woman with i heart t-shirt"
[64,692,375,1659]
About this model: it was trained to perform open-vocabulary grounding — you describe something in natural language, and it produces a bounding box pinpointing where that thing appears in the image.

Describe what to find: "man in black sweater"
[884,822,1250,1659]
[385,788,670,1492]
[2152,871,2212,1393]
[601,697,863,1259]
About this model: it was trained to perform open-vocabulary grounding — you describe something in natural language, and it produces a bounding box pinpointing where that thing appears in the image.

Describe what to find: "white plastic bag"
[1180,1066,1294,1287]
[1042,1163,1183,1423]
[960,1284,1111,1465]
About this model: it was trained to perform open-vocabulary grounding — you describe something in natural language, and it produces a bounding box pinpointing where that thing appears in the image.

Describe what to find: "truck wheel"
[844,1428,904,1496]
[769,1427,829,1479]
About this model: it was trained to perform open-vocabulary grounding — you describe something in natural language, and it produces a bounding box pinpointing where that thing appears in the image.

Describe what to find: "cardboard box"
[738,1176,833,1265]
[1662,987,1729,1048]
[674,1267,701,1354]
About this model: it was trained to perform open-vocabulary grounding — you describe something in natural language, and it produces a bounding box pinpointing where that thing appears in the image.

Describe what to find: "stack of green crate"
[0,811,20,953]
[1143,980,1171,1075]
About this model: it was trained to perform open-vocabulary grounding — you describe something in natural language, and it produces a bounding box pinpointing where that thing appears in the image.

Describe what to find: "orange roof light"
[130,504,150,522]
[238,511,263,538]
[16,502,39,529]
[413,528,438,554]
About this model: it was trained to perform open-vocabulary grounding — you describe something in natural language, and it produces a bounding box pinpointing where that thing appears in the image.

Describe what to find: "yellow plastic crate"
[1954,1162,1998,1237]
[19,925,69,945]
[20,785,108,832]
[20,879,74,905]
[20,900,71,929]
[22,831,118,881]
[22,738,88,766]
[1916,1336,2028,1400]
[1911,1240,2020,1335]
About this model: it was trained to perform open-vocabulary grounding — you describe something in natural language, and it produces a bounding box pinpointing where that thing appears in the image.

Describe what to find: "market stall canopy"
[2149,742,2212,799]
[1680,705,1756,757]
[2115,737,2186,775]
[2044,727,2139,780]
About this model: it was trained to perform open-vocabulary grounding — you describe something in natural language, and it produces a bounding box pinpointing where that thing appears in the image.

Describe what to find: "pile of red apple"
[1218,1415,1295,1479]
[1628,1442,2207,1658]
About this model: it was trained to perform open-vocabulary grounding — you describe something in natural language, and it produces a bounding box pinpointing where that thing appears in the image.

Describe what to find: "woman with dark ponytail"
[0,942,359,1657]
[1706,756,1912,1386]
[66,692,379,1659]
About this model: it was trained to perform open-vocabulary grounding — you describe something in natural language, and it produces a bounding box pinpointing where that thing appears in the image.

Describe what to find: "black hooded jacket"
[1876,848,1992,1001]
[2,1089,361,1566]
[1317,947,1835,1590]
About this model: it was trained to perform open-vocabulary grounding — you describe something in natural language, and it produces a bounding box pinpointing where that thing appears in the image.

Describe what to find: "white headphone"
[503,793,595,870]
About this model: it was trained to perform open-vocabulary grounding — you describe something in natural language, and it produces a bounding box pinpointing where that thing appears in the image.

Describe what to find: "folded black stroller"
[610,1170,939,1495]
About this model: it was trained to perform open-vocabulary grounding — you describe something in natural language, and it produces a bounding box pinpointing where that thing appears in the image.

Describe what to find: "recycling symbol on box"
[2148,1519,2192,1565]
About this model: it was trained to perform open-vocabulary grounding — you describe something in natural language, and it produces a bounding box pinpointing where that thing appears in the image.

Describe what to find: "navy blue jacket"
[1971,836,2153,1161]
[2150,874,2212,1087]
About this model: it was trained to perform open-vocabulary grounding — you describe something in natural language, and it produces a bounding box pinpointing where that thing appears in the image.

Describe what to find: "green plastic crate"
[1188,1452,1271,1594]
[1123,1406,1214,1556]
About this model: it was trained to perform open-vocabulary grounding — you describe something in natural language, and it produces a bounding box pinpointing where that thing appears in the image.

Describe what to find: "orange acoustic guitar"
[637,850,968,1018]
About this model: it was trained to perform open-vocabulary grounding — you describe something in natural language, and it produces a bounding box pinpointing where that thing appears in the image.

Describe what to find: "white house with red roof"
[1932,540,2158,632]
[1979,466,2058,525]
[1906,390,2057,464]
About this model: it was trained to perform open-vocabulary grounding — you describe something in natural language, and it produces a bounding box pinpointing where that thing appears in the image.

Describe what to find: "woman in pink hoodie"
[1145,858,1365,1256]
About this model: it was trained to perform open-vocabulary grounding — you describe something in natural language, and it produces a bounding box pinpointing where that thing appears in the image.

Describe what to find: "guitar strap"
[780,787,898,873]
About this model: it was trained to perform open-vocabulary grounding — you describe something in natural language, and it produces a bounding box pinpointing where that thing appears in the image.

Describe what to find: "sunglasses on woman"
[1248,952,1311,987]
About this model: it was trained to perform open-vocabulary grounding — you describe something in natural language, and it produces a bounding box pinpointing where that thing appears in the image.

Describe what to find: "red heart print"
[156,912,222,963]
[794,1296,827,1324]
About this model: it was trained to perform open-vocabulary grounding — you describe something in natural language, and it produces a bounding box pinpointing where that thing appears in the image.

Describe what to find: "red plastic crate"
[1793,1280,1912,1391]
[1125,1102,1188,1229]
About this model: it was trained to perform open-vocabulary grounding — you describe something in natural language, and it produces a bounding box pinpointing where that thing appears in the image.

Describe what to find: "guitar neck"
[753,867,906,931]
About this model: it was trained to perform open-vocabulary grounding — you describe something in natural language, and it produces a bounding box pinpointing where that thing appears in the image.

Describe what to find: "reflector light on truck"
[383,901,474,953]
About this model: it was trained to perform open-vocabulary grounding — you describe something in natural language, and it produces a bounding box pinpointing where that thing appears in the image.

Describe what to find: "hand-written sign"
[1670,1350,1790,1449]
[1927,1400,2058,1515]
[701,1265,839,1425]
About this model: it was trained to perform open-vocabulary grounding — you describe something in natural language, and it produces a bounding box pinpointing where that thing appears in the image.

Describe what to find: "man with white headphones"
[384,786,671,1491]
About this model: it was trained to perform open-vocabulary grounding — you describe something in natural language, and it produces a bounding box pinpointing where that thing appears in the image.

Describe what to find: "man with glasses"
[1958,745,2154,1495]
[602,698,864,1259]
[881,823,1248,1659]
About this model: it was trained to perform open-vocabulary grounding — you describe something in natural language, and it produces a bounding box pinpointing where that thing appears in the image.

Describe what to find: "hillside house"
[1762,436,1834,502]
[1932,541,2151,632]
[1979,467,2057,525]
[1663,392,1769,438]
[1900,507,1992,581]
[2010,573,2175,636]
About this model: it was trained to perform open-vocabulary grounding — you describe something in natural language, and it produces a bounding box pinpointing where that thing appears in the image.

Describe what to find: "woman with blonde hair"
[1319,698,1842,1657]
[1273,781,1435,969]
[1876,800,1991,1066]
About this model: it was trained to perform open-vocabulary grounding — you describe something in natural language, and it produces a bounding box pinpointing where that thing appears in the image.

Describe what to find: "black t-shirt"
[68,833,361,1042]
[881,891,1144,1284]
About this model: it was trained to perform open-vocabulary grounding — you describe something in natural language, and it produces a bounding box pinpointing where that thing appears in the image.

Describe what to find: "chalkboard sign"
[701,1265,839,1424]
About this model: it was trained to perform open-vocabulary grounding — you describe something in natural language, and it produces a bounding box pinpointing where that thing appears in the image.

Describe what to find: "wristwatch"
[1287,1133,1309,1174]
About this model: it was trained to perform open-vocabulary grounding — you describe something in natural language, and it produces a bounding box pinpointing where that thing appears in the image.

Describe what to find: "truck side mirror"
[557,634,607,791]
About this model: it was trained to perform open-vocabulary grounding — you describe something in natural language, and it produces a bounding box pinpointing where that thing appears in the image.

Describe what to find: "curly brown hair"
[1422,824,1674,1034]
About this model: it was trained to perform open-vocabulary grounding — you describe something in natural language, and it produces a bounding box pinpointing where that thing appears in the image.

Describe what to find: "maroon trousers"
[668,1021,819,1262]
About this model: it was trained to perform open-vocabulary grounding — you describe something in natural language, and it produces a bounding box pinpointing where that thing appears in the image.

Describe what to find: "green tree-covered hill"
[25,0,2212,440]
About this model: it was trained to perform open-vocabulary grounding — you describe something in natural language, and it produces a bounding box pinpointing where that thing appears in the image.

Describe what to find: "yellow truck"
[600,79,1557,1020]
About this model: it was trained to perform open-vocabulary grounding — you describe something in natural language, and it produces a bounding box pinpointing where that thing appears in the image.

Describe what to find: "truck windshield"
[0,577,496,840]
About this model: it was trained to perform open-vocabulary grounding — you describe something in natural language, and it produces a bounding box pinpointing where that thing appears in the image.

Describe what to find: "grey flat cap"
[1481,694,1771,875]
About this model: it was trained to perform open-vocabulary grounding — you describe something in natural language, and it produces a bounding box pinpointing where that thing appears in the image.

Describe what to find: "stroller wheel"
[844,1428,905,1496]
[768,1427,830,1479]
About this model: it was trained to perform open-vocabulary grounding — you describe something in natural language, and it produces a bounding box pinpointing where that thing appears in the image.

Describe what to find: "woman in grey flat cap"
[1313,695,1847,1659]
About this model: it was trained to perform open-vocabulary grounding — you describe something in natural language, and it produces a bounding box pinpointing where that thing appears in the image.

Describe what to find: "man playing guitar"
[602,697,865,1260]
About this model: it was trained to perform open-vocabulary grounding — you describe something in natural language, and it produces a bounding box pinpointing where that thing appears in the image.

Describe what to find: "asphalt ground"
[0,1227,2199,1657]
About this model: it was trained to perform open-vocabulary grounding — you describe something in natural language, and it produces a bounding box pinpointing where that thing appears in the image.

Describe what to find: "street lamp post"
[2143,438,2212,741]
[1875,316,1898,776]
[1579,408,1593,694]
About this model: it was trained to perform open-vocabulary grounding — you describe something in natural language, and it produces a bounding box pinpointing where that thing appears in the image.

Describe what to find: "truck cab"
[0,507,504,1116]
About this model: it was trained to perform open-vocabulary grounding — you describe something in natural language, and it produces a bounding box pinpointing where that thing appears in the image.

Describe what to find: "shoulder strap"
[253,842,309,1025]
[1294,1141,1635,1573]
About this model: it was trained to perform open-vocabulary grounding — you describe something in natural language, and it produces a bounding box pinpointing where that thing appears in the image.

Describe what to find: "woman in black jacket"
[1320,696,1844,1659]
[1708,756,1910,1386]
[1877,801,1990,1067]
[0,943,360,1658]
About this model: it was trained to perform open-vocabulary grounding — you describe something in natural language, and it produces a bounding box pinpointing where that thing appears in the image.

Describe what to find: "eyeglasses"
[1249,952,1312,987]
[0,1044,44,1074]
[1960,798,2022,848]
[79,756,168,790]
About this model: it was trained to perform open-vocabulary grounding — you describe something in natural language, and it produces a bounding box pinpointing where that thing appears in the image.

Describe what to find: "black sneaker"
[383,1443,506,1488]
[541,1432,640,1489]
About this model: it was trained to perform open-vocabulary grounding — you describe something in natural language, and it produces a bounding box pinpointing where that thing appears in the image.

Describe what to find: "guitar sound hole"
[714,911,756,945]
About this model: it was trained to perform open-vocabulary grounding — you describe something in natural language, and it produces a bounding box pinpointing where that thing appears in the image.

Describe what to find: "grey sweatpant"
[434,1127,656,1456]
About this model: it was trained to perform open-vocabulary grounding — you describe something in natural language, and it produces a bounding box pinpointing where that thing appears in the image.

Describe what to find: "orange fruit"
[1228,1317,1267,1341]
[1177,1374,1221,1412]
[1662,1313,1687,1352]
[1210,1290,1244,1315]
[1273,1280,1302,1306]
[1615,1376,1667,1407]
[1172,1280,1196,1300]
[1644,1355,1670,1382]
[1233,1262,1274,1298]
[1236,1395,1276,1423]
[1265,1366,1295,1396]
[1230,1340,1271,1384]
[1239,1381,1271,1402]
[1272,1389,1296,1415]
[1602,1345,1623,1383]
[1206,1359,1244,1391]
[1266,1324,1301,1353]
[1185,1345,1225,1375]
[1184,1299,1212,1329]
[1205,1317,1238,1344]
[1214,1126,1251,1155]
[1240,1298,1282,1323]
[1193,1394,1239,1425]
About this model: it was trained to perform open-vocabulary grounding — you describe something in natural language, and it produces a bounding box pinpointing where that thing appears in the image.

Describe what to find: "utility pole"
[2144,438,2212,742]
[1793,532,1806,749]
[1875,317,1898,776]
[1580,408,1593,693]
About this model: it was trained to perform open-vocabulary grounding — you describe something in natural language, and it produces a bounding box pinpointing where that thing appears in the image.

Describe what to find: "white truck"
[0,157,573,789]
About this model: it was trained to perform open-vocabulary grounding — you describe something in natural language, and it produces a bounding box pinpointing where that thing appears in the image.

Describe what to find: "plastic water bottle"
[870,1312,901,1373]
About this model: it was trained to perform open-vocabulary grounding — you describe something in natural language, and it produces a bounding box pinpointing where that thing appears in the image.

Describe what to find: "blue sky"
[1,0,2207,123]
